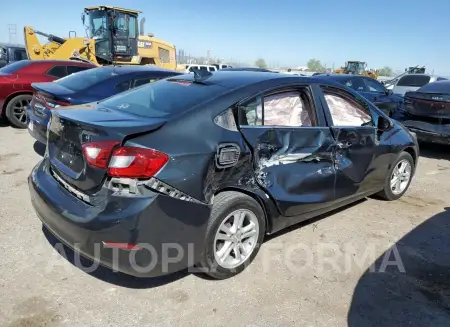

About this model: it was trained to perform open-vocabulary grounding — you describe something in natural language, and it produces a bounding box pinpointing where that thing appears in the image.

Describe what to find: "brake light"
[108,147,169,178]
[35,92,71,109]
[46,100,71,109]
[82,141,120,169]
[82,141,169,178]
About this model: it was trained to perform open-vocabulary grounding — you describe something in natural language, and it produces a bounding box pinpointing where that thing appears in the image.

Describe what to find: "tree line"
[254,57,394,76]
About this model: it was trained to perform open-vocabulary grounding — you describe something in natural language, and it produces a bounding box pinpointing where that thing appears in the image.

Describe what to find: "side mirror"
[377,116,391,132]
[385,88,393,95]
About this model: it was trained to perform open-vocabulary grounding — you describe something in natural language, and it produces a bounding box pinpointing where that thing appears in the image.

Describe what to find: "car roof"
[173,70,320,89]
[20,59,94,65]
[96,65,180,74]
[315,74,369,80]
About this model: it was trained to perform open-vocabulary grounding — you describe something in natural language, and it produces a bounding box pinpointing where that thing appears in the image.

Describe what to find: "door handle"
[337,141,352,149]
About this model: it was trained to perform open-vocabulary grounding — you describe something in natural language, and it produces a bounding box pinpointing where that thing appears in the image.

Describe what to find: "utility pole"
[8,24,17,44]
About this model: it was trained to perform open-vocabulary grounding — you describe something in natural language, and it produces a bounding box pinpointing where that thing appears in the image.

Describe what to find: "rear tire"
[197,191,265,279]
[377,151,414,201]
[5,94,32,129]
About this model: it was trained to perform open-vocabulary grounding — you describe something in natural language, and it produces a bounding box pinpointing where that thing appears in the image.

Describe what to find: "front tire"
[377,151,414,201]
[198,191,266,279]
[5,94,32,128]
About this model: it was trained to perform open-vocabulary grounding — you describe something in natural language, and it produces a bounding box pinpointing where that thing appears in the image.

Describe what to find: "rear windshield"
[0,60,31,74]
[101,79,227,117]
[417,80,450,93]
[54,67,117,91]
[397,75,431,87]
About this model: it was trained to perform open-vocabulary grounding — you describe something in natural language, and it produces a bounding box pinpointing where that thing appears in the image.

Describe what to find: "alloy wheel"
[390,159,412,195]
[12,98,31,124]
[213,209,259,269]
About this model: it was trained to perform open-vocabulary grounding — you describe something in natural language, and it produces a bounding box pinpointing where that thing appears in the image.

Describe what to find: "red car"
[0,60,95,128]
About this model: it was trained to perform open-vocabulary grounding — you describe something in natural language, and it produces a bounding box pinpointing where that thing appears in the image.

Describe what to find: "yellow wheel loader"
[334,61,379,79]
[24,6,177,69]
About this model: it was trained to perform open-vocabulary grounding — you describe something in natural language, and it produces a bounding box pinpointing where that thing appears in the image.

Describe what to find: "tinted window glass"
[134,78,159,87]
[67,65,92,75]
[14,50,27,61]
[397,75,431,87]
[437,77,448,81]
[239,96,262,126]
[199,66,208,71]
[188,66,198,72]
[0,60,31,74]
[102,79,227,117]
[365,79,386,93]
[115,81,131,92]
[55,67,118,91]
[47,66,67,78]
[344,78,366,92]
[208,67,216,72]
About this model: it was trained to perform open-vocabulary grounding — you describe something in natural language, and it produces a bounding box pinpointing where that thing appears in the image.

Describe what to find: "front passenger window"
[323,91,372,126]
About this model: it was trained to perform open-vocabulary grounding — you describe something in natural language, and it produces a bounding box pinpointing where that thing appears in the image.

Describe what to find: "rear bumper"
[393,111,450,145]
[27,105,48,144]
[28,160,211,277]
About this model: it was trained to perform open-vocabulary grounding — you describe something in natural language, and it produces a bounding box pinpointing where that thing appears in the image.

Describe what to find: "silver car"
[387,74,448,96]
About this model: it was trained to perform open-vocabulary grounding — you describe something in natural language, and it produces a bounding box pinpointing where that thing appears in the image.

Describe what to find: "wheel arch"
[213,187,272,234]
[402,146,418,168]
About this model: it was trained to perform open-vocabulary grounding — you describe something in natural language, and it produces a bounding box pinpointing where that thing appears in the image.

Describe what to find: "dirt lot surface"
[0,126,449,327]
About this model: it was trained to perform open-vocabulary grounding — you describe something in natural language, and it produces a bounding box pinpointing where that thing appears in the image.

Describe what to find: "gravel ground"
[0,126,449,327]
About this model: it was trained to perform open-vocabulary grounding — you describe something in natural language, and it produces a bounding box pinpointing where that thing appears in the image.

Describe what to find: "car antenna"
[192,68,213,82]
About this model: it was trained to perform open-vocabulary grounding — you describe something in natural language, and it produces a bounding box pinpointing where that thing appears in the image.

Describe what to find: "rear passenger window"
[344,78,366,92]
[47,66,67,78]
[115,81,131,92]
[322,88,372,126]
[239,90,315,127]
[208,67,216,72]
[134,78,158,88]
[239,96,263,126]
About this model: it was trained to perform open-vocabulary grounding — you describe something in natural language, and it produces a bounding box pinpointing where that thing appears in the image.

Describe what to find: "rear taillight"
[35,92,71,109]
[82,141,168,178]
[46,99,71,109]
[108,147,169,178]
[82,141,120,169]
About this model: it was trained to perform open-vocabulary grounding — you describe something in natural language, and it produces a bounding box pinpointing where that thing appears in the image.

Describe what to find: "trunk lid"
[48,106,166,192]
[31,83,75,118]
[404,92,450,120]
[32,82,75,102]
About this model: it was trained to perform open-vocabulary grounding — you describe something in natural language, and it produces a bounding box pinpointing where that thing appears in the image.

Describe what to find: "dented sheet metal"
[239,126,336,217]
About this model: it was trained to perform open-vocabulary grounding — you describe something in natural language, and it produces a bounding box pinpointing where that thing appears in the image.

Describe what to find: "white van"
[212,64,233,70]
[184,64,217,73]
